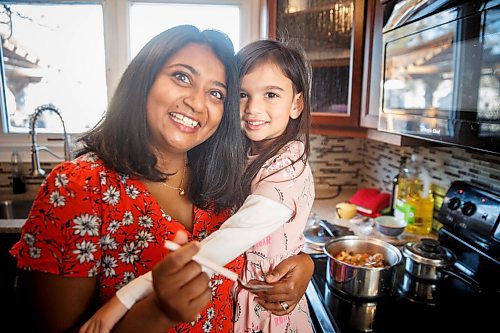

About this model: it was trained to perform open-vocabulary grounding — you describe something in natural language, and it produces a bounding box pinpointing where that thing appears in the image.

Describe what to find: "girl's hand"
[79,297,128,333]
[254,252,314,315]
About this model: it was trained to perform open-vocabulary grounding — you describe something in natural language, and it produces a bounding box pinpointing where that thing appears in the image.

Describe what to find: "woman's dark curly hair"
[77,25,245,210]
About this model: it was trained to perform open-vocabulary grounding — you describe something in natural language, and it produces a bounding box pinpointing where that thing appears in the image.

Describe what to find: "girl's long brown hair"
[236,40,312,196]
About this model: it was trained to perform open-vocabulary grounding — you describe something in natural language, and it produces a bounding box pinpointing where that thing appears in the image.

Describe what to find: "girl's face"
[240,61,303,143]
[147,43,227,156]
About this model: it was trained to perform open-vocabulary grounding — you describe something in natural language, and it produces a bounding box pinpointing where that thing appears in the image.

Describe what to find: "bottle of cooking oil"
[395,154,434,235]
[393,155,411,223]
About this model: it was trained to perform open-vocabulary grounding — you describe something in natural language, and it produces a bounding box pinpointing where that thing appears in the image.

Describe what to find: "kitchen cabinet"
[267,0,367,136]
[360,0,383,129]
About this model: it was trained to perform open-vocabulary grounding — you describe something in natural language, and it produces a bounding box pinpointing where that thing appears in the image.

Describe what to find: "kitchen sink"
[0,200,34,219]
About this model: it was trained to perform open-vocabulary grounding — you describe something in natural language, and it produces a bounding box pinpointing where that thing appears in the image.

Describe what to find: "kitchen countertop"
[308,187,436,249]
[311,187,357,222]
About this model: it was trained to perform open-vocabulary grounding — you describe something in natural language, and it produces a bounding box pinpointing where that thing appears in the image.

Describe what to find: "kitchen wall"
[2,135,500,204]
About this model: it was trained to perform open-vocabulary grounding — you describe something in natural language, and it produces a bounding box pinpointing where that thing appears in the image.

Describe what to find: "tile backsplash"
[311,135,500,197]
[2,136,500,203]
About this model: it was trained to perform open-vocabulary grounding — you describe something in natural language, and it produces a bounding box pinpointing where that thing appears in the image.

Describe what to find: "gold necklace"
[160,155,187,196]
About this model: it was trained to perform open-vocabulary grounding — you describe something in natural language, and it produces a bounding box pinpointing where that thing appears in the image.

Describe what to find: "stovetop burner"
[306,181,499,333]
[308,254,496,333]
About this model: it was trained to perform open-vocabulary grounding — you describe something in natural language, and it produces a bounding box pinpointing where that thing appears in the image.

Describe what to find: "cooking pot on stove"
[402,238,456,280]
[402,238,484,293]
[324,236,402,298]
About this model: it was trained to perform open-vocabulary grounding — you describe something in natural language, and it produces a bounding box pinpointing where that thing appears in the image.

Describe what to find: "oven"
[305,181,499,332]
[378,0,500,155]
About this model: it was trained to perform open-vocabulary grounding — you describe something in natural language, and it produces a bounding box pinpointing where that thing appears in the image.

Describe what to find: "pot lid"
[303,224,332,250]
[402,238,456,267]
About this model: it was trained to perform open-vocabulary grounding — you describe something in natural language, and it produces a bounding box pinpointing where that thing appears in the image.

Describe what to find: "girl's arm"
[198,194,293,266]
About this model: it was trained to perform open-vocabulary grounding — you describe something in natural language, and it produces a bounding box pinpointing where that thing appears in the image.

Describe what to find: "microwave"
[379,0,500,155]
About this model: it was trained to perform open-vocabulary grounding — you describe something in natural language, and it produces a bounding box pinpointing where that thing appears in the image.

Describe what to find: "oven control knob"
[447,197,461,210]
[461,201,476,216]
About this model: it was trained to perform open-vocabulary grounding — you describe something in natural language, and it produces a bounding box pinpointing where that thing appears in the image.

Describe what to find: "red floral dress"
[10,153,243,333]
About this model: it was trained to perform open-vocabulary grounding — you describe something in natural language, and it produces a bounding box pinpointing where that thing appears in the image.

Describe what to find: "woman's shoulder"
[48,153,116,182]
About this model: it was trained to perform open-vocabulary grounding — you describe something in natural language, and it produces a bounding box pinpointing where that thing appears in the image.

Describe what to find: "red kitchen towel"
[349,188,391,217]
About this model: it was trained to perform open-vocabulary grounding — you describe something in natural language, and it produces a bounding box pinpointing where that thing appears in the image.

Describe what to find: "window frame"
[0,0,261,162]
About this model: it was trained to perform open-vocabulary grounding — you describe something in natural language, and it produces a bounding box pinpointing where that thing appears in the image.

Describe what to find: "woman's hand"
[254,252,314,315]
[152,239,211,324]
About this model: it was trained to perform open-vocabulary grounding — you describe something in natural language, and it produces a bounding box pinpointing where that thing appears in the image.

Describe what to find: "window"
[0,3,107,134]
[0,0,258,140]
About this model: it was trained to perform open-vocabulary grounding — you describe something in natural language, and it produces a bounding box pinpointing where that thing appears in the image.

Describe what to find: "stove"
[306,181,499,332]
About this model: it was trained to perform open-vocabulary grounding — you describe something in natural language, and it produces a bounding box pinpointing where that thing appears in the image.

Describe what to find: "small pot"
[324,236,402,298]
[402,238,456,280]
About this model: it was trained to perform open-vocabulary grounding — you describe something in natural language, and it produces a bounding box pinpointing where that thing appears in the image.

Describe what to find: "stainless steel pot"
[402,238,456,280]
[324,236,402,298]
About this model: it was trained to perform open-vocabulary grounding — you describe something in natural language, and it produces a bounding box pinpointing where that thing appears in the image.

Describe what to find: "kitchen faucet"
[30,104,72,177]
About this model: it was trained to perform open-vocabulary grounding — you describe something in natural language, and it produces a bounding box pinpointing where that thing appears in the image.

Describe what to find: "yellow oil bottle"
[394,154,434,235]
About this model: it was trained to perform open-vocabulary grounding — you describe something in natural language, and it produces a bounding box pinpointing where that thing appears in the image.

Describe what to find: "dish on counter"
[374,216,407,237]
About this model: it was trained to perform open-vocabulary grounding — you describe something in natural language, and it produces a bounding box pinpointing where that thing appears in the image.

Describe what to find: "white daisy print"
[99,171,107,185]
[29,246,41,259]
[138,215,154,229]
[23,233,35,246]
[122,211,134,226]
[135,230,155,248]
[107,220,120,233]
[123,271,136,285]
[100,234,118,250]
[119,174,129,184]
[209,278,223,297]
[102,255,118,277]
[54,173,69,188]
[49,191,66,207]
[206,307,215,320]
[197,230,208,241]
[88,265,98,277]
[119,242,140,264]
[125,185,140,199]
[73,213,100,236]
[161,211,172,221]
[202,320,213,333]
[73,240,97,264]
[103,186,120,206]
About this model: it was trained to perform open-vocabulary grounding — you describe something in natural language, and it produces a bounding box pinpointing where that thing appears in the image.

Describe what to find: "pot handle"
[318,220,354,238]
[442,267,483,294]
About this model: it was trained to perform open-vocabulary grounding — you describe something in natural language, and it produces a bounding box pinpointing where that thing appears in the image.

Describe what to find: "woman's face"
[147,43,227,155]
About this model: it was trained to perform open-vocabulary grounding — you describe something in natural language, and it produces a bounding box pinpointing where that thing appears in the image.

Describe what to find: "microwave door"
[379,3,500,154]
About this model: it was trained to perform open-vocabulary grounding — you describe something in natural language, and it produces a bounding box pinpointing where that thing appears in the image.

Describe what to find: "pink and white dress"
[233,140,315,333]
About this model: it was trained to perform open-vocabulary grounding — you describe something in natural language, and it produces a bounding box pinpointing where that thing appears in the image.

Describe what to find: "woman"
[11,25,313,333]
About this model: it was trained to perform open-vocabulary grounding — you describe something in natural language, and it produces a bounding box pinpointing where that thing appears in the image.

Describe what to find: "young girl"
[81,39,314,333]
